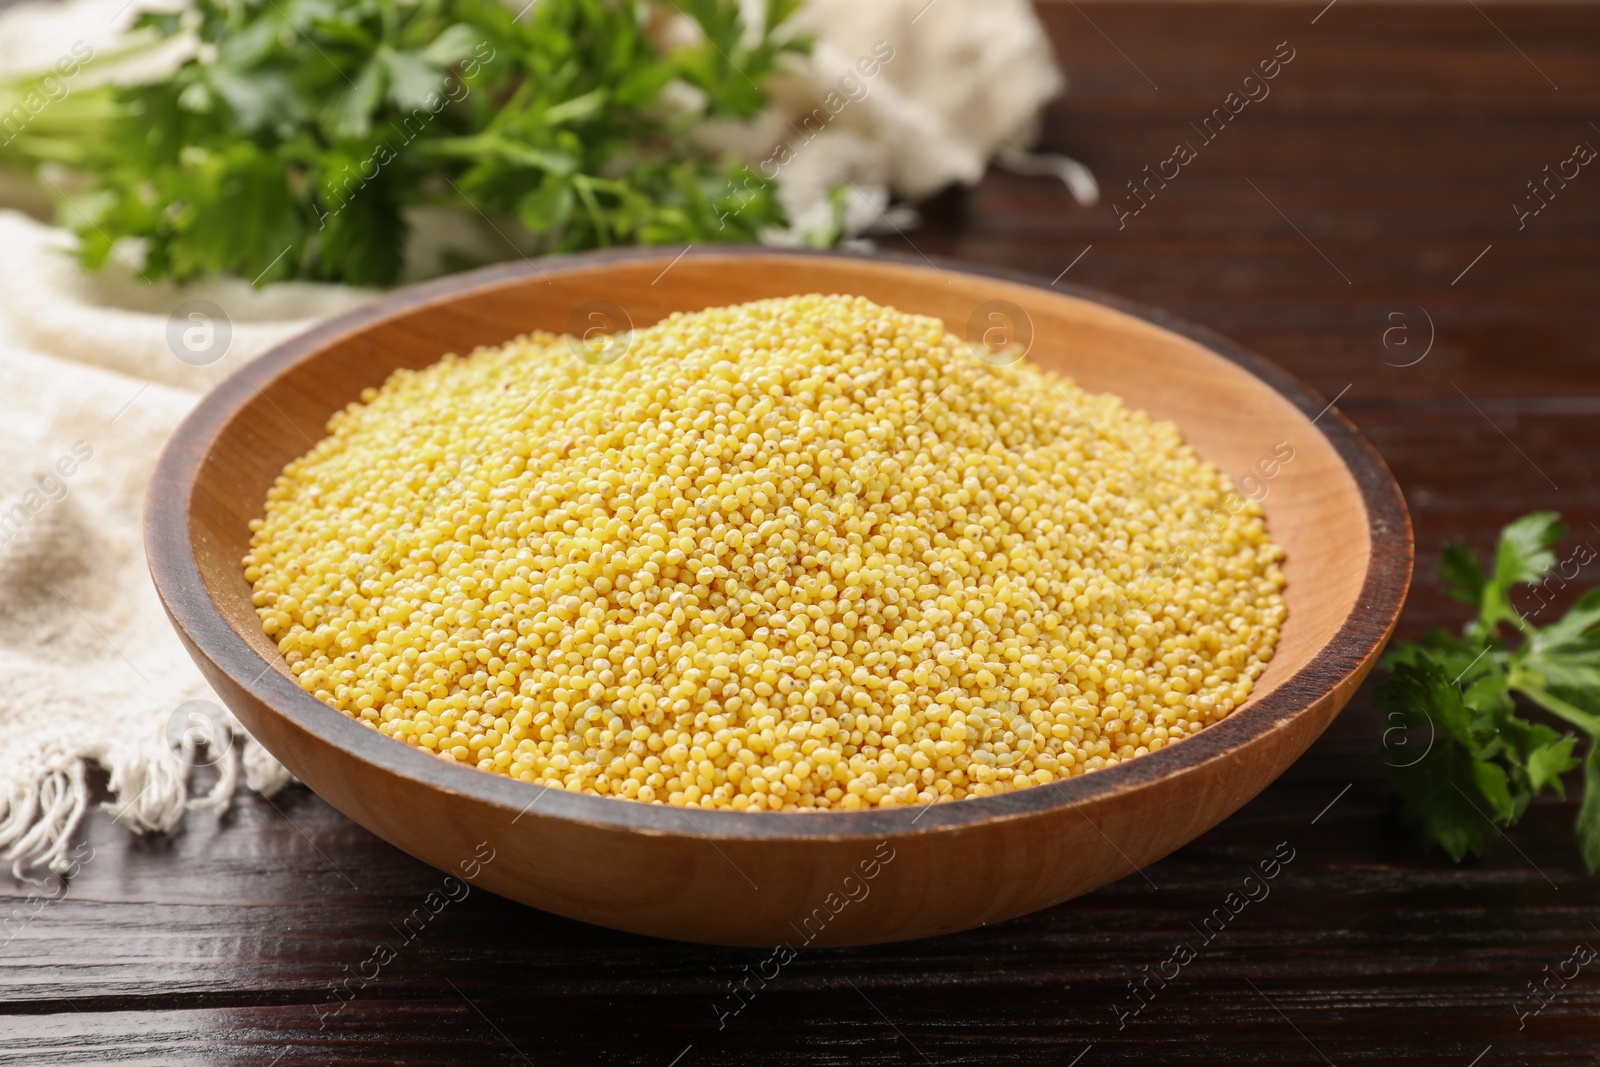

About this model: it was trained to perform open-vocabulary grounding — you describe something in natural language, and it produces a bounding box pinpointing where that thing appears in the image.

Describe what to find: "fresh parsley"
[0,0,811,286]
[1381,512,1600,870]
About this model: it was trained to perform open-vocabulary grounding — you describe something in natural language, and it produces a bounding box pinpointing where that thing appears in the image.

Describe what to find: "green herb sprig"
[0,0,812,286]
[1381,512,1600,869]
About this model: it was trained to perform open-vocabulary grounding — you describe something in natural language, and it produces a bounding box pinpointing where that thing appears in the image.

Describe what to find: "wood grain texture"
[144,248,1409,946]
[5,0,1600,1061]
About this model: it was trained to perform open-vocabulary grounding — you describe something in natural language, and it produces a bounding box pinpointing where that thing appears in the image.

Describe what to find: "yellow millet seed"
[245,294,1287,812]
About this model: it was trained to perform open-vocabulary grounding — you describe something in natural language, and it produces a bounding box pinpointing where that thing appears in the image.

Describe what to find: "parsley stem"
[1510,671,1600,736]
[571,174,610,247]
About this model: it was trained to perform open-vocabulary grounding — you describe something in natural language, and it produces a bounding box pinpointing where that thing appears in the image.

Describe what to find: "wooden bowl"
[146,248,1411,947]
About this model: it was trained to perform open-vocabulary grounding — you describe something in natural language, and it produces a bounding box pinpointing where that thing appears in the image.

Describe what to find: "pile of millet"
[245,294,1286,811]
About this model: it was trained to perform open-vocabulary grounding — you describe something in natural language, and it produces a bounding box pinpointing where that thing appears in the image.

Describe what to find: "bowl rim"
[146,244,1412,842]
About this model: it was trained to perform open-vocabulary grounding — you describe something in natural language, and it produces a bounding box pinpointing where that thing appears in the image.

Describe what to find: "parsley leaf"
[1378,653,1495,859]
[0,0,815,286]
[1578,746,1600,872]
[1439,540,1487,607]
[1383,512,1600,870]
[1483,511,1563,632]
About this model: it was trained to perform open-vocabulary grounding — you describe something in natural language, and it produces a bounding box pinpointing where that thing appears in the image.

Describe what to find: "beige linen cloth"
[0,0,1076,876]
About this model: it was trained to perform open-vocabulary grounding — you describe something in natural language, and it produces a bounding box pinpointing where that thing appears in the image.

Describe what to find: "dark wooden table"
[6,2,1600,1062]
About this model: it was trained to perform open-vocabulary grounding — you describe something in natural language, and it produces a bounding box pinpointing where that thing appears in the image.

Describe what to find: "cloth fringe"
[995,146,1100,207]
[103,741,195,835]
[0,760,87,879]
[0,720,295,878]
[233,713,297,798]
